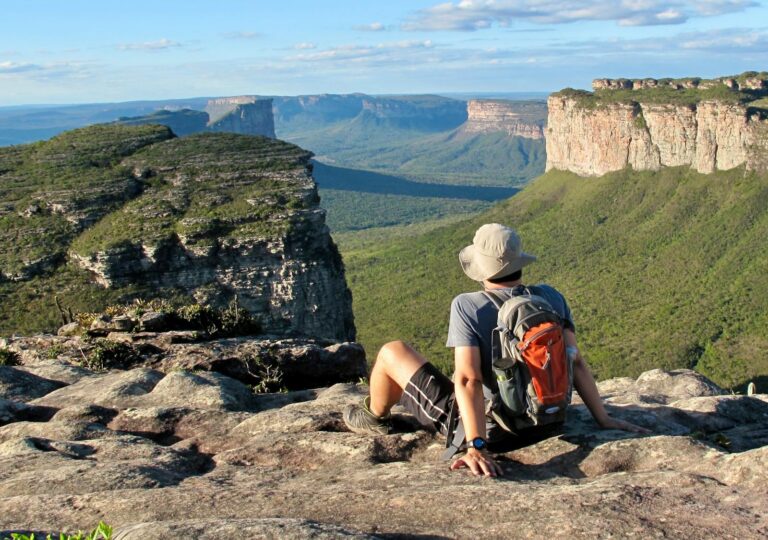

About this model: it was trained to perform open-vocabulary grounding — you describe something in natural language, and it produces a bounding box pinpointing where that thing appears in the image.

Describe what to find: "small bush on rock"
[82,341,140,372]
[46,344,64,359]
[74,296,261,338]
[242,354,287,393]
[0,348,20,366]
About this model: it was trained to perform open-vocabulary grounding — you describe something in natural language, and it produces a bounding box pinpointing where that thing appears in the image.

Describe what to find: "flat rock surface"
[0,357,767,539]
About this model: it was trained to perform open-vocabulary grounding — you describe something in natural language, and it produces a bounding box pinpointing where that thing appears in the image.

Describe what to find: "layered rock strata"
[205,97,276,138]
[461,99,546,139]
[0,345,766,538]
[70,133,354,342]
[546,91,768,176]
[0,125,355,342]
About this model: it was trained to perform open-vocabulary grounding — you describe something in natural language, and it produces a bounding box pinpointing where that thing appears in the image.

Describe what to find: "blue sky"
[1,0,766,105]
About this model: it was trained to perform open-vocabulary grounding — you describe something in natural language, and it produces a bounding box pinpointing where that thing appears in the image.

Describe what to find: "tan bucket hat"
[459,223,536,282]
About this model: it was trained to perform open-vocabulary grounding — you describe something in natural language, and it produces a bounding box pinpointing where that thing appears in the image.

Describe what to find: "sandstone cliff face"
[70,134,354,342]
[205,97,276,138]
[461,99,546,139]
[546,94,768,176]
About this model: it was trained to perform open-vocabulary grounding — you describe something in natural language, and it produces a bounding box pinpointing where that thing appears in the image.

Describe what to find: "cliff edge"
[546,72,768,176]
[0,125,354,341]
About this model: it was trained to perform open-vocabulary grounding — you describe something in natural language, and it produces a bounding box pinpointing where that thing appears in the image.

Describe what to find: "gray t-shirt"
[446,284,574,386]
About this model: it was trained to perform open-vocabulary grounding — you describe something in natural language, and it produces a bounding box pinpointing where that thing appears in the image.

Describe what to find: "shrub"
[82,341,140,372]
[46,344,64,359]
[0,348,20,366]
[170,297,261,337]
[242,355,287,394]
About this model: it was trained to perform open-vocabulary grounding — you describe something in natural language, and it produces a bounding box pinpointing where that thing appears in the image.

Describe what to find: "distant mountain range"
[0,93,549,234]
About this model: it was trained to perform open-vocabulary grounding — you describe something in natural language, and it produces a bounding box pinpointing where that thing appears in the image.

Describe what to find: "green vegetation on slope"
[0,126,315,336]
[72,132,312,254]
[344,166,768,390]
[320,189,491,231]
[313,162,520,231]
[289,124,545,187]
[0,124,173,277]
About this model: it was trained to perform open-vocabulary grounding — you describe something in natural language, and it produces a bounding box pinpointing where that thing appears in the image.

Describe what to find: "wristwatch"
[468,437,488,451]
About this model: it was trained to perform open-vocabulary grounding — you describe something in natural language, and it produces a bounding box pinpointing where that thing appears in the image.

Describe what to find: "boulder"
[57,323,81,337]
[138,311,169,332]
[0,367,66,402]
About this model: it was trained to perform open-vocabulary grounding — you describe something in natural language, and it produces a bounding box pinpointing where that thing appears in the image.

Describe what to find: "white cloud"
[117,38,182,51]
[678,28,768,52]
[294,42,317,50]
[0,61,44,74]
[551,27,768,56]
[403,0,759,30]
[0,60,92,81]
[287,40,437,64]
[355,22,387,32]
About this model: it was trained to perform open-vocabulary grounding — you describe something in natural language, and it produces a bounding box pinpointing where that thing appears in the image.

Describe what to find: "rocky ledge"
[0,339,766,538]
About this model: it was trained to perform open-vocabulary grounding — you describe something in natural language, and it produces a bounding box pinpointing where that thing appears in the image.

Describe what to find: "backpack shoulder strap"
[482,289,504,309]
[483,285,531,310]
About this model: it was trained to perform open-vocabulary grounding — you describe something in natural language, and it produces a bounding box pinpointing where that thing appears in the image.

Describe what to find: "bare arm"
[566,329,649,433]
[450,346,503,477]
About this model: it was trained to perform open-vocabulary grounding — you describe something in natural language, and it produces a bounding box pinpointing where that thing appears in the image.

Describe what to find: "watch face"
[472,438,487,450]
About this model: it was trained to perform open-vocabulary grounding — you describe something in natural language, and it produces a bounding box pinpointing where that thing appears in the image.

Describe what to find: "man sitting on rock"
[344,223,648,477]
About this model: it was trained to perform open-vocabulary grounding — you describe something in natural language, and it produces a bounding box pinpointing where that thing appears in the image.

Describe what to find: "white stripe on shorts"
[403,382,448,431]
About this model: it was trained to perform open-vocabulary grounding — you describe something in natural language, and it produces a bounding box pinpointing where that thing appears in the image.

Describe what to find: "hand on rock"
[450,448,504,477]
[599,416,651,434]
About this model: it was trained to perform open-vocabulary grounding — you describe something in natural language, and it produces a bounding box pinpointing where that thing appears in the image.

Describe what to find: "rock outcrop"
[205,97,276,138]
[592,73,768,92]
[0,346,766,538]
[0,125,355,342]
[69,134,354,341]
[461,99,546,139]
[546,73,768,176]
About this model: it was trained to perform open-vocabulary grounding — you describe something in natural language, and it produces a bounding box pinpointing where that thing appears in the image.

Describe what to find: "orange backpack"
[485,288,573,432]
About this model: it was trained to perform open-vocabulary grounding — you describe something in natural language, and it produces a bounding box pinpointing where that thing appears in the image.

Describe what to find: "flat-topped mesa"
[461,99,546,139]
[546,72,768,177]
[358,95,467,131]
[205,97,276,138]
[0,124,355,340]
[67,132,354,342]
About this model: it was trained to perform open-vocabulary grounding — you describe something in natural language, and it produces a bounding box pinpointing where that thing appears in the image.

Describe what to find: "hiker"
[344,223,649,477]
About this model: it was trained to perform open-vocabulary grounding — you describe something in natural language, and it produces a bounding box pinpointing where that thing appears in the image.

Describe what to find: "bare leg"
[368,340,427,417]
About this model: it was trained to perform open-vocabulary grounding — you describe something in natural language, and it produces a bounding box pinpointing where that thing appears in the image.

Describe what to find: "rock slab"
[0,358,767,539]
